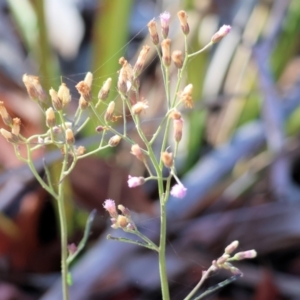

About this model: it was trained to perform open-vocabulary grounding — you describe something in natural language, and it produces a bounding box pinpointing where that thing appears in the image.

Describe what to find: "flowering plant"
[0,10,256,300]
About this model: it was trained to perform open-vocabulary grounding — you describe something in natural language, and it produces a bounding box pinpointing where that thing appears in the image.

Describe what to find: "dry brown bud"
[58,83,71,107]
[161,39,171,67]
[12,118,21,136]
[174,117,183,143]
[169,110,182,120]
[0,101,12,126]
[0,128,18,143]
[108,135,121,147]
[22,74,47,101]
[181,84,193,108]
[98,78,112,100]
[118,59,133,94]
[75,81,91,102]
[133,45,150,77]
[131,144,144,161]
[161,152,173,168]
[177,10,189,35]
[132,100,148,115]
[79,96,89,110]
[105,101,115,122]
[45,107,56,128]
[65,128,75,145]
[172,50,184,68]
[49,88,63,110]
[147,19,159,45]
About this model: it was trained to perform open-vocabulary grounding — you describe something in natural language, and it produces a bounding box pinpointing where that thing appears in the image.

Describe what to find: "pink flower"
[103,199,118,218]
[211,25,231,43]
[171,184,187,199]
[160,11,170,38]
[127,175,145,188]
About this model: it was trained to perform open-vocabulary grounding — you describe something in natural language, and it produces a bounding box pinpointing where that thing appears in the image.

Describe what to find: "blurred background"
[1,0,300,299]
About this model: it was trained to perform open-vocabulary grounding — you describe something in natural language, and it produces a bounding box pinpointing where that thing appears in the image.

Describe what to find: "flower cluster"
[103,199,136,231]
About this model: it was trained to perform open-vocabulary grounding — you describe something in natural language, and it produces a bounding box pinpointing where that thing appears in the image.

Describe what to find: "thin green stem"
[57,145,70,300]
[184,265,215,300]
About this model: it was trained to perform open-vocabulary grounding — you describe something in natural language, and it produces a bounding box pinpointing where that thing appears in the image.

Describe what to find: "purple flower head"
[127,175,145,188]
[211,25,231,43]
[170,184,187,199]
[160,11,170,38]
[103,199,118,218]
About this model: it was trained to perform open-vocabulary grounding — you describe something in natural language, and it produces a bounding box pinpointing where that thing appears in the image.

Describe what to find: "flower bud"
[132,100,148,115]
[161,39,171,67]
[118,59,133,94]
[58,83,71,107]
[160,11,170,39]
[233,250,257,261]
[46,107,56,128]
[98,78,112,100]
[68,243,77,255]
[65,128,75,145]
[0,101,12,126]
[181,84,193,108]
[109,135,121,147]
[177,10,189,35]
[49,88,63,110]
[127,175,145,188]
[217,254,230,265]
[0,128,18,143]
[161,152,173,168]
[103,199,118,218]
[133,45,150,77]
[172,50,184,68]
[12,118,21,136]
[211,25,231,43]
[96,126,104,132]
[131,144,144,161]
[147,19,159,45]
[174,117,183,143]
[224,240,239,255]
[105,101,115,122]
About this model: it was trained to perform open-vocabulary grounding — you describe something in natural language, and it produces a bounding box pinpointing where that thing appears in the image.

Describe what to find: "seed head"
[79,96,89,110]
[22,74,47,101]
[58,83,71,107]
[84,72,93,89]
[181,84,193,108]
[169,110,182,120]
[132,100,148,115]
[75,81,91,102]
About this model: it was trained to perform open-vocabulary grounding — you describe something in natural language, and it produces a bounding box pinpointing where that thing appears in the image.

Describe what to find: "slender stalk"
[57,145,70,300]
